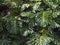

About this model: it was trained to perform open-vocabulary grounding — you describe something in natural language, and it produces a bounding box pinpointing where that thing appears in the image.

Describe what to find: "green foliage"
[0,0,60,45]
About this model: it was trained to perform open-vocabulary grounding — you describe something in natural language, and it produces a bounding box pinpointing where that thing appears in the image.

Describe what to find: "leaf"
[26,34,53,45]
[21,4,30,11]
[40,12,49,27]
[33,2,41,13]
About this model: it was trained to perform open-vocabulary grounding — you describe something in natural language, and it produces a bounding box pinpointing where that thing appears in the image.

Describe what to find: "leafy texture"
[0,0,60,45]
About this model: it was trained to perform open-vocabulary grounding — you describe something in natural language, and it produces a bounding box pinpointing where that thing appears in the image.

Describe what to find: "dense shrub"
[0,0,60,45]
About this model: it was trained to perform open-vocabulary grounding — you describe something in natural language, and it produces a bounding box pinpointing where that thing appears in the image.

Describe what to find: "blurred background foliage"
[0,0,60,45]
